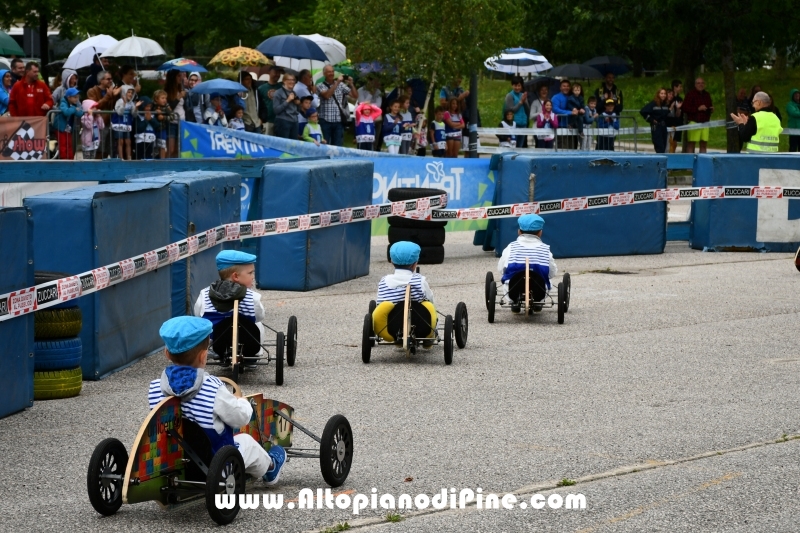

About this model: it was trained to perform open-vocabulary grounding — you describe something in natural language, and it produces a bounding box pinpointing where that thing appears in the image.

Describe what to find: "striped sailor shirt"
[193,286,265,327]
[376,269,435,304]
[498,234,558,288]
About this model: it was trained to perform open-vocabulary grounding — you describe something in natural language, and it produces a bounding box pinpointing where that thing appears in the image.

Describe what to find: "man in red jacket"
[682,77,714,154]
[8,62,53,117]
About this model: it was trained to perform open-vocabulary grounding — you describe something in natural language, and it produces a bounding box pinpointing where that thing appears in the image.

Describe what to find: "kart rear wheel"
[487,281,497,324]
[557,282,565,325]
[563,273,571,313]
[361,314,373,364]
[368,300,376,315]
[320,415,353,487]
[87,437,128,516]
[443,315,454,365]
[205,445,245,526]
[286,316,297,367]
[275,332,284,385]
[454,302,468,349]
[484,272,494,311]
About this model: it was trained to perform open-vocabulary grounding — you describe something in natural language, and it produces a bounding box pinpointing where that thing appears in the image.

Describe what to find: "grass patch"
[386,513,404,523]
[321,523,351,533]
[557,478,576,487]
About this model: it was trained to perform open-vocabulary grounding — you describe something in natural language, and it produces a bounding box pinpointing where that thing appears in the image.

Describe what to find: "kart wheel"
[320,415,353,487]
[454,302,468,349]
[484,271,494,312]
[487,281,497,324]
[557,282,565,325]
[443,315,454,365]
[563,273,571,313]
[368,300,376,315]
[87,437,128,516]
[286,316,297,367]
[205,445,245,526]
[361,314,373,364]
[275,332,284,386]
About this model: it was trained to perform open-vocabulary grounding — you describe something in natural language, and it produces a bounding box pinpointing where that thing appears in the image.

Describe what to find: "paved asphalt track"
[1,232,799,532]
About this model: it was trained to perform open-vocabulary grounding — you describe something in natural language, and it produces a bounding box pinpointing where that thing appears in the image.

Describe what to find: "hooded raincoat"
[52,69,79,106]
[0,69,10,115]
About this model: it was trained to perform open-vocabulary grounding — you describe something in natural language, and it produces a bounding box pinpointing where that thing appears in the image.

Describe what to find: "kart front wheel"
[205,445,245,526]
[320,415,353,487]
[443,315,454,365]
[454,302,468,349]
[87,438,128,516]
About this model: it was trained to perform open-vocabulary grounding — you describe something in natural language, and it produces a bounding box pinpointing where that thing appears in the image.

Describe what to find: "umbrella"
[583,56,630,76]
[299,34,346,64]
[157,58,208,73]
[256,35,328,62]
[356,61,393,74]
[0,31,24,57]
[191,79,248,96]
[209,46,272,69]
[484,48,552,75]
[101,32,166,59]
[547,64,603,79]
[64,34,118,70]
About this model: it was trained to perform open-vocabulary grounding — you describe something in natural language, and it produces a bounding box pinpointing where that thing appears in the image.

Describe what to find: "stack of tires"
[32,272,83,401]
[387,187,447,265]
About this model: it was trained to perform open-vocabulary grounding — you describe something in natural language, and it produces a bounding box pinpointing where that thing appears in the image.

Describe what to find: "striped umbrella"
[484,48,552,75]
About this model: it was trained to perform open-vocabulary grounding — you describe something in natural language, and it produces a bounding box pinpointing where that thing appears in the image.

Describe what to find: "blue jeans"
[320,119,344,146]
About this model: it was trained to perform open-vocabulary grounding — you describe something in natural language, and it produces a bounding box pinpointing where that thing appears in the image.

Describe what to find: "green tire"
[34,307,82,339]
[34,367,83,400]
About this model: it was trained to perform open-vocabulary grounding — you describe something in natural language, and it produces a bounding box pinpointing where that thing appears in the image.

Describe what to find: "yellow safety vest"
[744,111,781,153]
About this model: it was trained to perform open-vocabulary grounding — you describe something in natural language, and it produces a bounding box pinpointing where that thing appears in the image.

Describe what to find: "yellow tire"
[34,367,83,400]
[34,307,82,339]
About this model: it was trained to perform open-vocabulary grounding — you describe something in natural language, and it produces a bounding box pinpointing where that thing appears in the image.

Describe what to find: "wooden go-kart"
[207,300,298,385]
[361,285,468,365]
[485,259,571,323]
[87,378,353,525]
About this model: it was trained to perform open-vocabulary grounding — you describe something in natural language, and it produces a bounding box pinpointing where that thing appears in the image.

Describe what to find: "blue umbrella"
[357,61,392,74]
[157,58,208,73]
[190,79,247,95]
[256,35,328,62]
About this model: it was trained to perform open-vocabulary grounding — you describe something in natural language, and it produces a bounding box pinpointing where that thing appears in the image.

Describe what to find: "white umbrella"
[484,47,552,75]
[64,34,119,70]
[101,32,166,59]
[273,34,347,82]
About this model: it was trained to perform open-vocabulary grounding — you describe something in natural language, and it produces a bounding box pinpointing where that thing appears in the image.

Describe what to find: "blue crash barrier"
[0,207,34,418]
[24,183,171,380]
[128,171,242,317]
[255,159,373,291]
[488,153,668,258]
[691,155,800,252]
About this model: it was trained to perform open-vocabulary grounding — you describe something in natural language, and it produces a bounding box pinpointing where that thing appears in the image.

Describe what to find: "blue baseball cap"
[65,87,80,98]
[390,241,421,265]
[216,250,257,271]
[307,107,318,115]
[159,316,213,354]
[519,214,544,232]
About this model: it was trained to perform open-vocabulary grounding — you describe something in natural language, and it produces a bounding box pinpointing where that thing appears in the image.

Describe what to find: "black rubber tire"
[563,273,571,313]
[388,226,446,246]
[454,302,468,349]
[443,315,454,365]
[319,415,353,487]
[205,445,245,526]
[34,367,82,400]
[368,300,376,315]
[35,271,71,285]
[484,272,494,312]
[487,281,497,324]
[34,337,82,371]
[87,437,128,516]
[286,316,297,367]
[275,332,284,386]
[557,282,565,325]
[387,216,448,229]
[387,187,447,202]
[34,307,82,339]
[419,245,445,265]
[361,314,372,364]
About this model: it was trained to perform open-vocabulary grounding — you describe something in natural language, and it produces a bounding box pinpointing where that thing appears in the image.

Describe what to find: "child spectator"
[302,108,326,146]
[566,82,586,137]
[398,95,414,155]
[582,96,599,150]
[113,84,139,160]
[497,109,517,149]
[597,99,620,151]
[355,101,382,151]
[535,99,558,149]
[134,96,159,160]
[80,99,104,160]
[54,87,83,160]
[412,113,428,156]
[429,106,447,157]
[228,105,246,131]
[204,92,228,128]
[149,316,286,484]
[153,90,173,159]
[297,95,313,137]
[443,97,464,158]
[383,100,403,154]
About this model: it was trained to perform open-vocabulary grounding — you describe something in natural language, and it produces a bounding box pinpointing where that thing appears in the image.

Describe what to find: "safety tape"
[0,194,447,323]
[478,120,729,137]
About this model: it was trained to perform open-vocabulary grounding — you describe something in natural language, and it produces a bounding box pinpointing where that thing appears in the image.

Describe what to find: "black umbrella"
[547,64,603,80]
[524,76,558,100]
[583,56,630,76]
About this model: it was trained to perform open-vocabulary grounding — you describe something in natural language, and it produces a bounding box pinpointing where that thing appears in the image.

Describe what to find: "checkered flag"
[2,121,44,160]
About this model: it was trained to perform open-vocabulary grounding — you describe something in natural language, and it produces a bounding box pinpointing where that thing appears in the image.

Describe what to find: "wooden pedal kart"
[485,259,571,324]
[207,300,298,385]
[87,378,353,525]
[361,284,468,365]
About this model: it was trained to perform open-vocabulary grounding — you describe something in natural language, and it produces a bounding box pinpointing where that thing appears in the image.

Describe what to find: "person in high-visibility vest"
[730,91,782,152]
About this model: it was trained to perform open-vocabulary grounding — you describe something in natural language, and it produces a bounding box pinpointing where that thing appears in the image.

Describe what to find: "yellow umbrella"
[209,45,272,69]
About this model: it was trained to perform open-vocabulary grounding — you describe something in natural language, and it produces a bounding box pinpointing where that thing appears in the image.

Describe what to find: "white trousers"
[234,433,272,477]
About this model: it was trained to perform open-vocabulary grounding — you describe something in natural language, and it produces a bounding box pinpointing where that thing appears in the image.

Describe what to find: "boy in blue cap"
[373,241,436,342]
[498,214,558,312]
[194,250,266,350]
[149,316,286,484]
